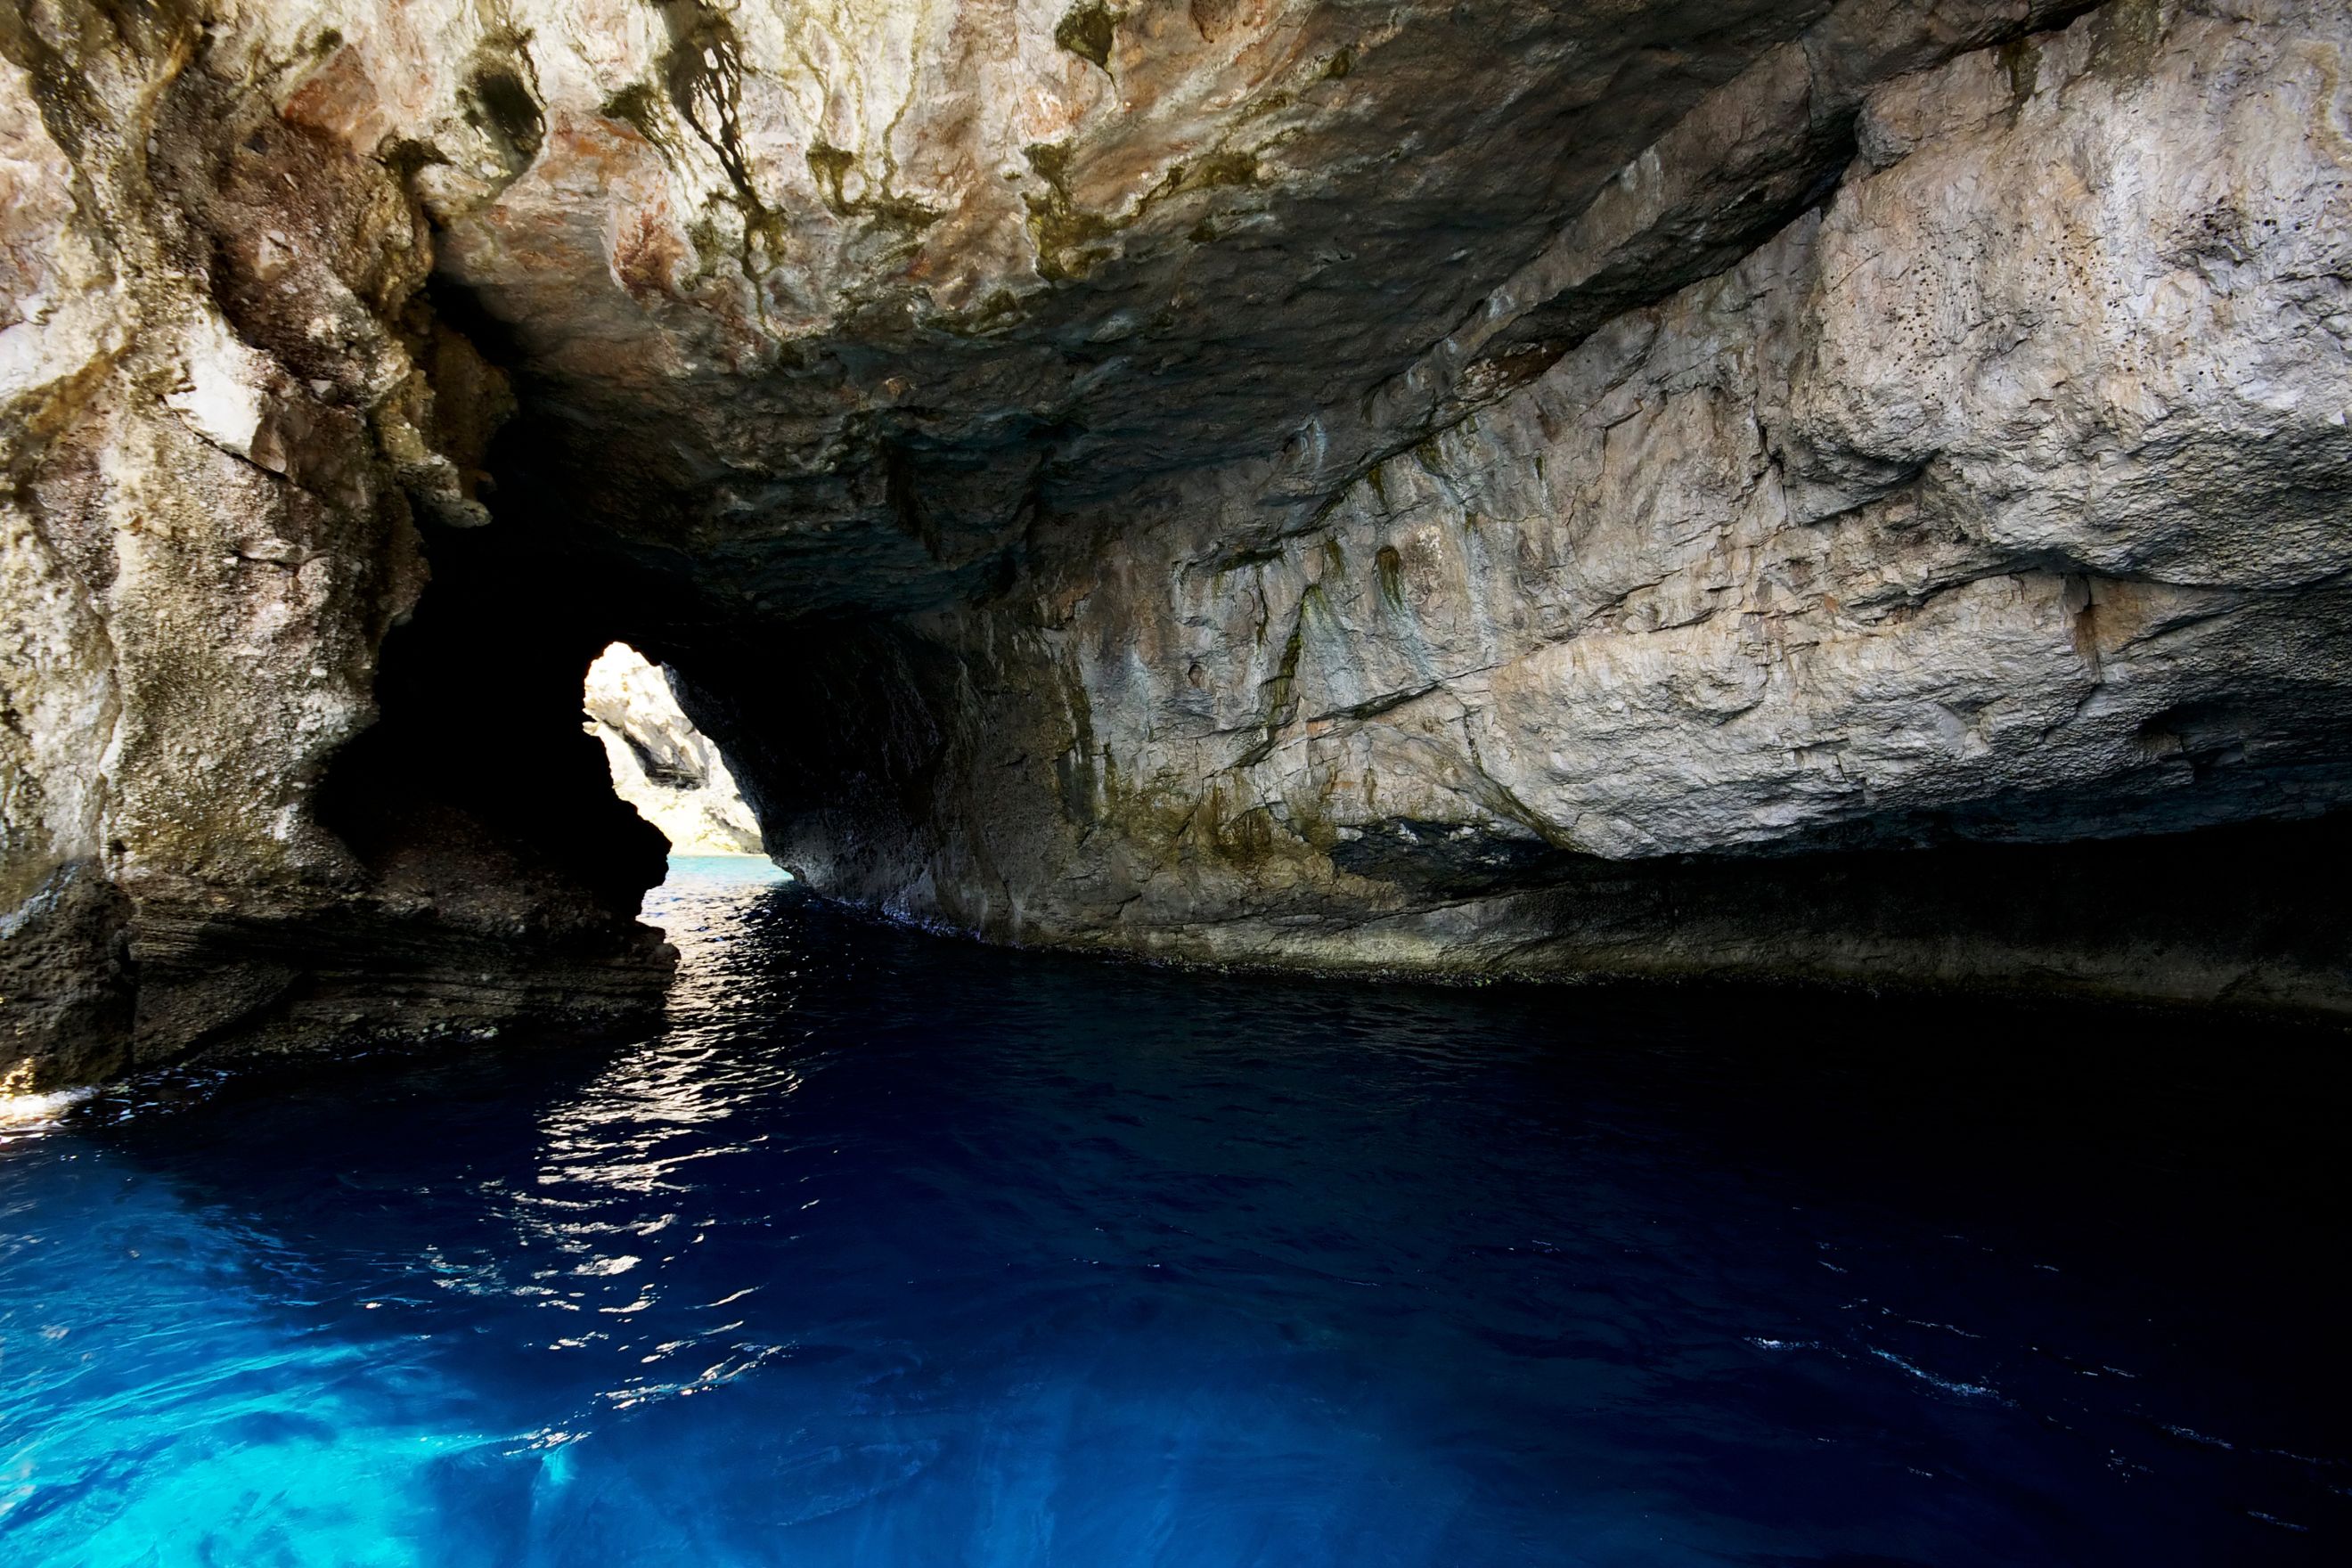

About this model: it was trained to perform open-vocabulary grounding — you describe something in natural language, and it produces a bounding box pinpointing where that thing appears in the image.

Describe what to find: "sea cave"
[3,0,2348,1560]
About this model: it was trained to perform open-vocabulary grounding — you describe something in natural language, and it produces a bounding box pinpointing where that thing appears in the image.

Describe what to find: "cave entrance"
[582,643,774,871]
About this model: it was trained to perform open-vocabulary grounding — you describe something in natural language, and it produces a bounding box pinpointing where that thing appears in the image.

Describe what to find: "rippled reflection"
[1,858,2346,1565]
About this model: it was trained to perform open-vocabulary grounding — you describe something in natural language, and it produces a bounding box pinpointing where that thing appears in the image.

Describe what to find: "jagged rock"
[671,0,2352,1001]
[584,642,763,855]
[3,2,668,1091]
[0,861,133,1092]
[4,0,2349,1088]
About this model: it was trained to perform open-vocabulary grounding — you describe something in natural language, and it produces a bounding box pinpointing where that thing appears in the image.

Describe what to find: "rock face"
[3,0,670,1091]
[584,643,763,854]
[4,0,2349,1088]
[676,0,2352,1004]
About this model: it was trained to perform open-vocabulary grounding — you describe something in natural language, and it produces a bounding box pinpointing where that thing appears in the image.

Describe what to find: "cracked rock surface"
[5,0,2350,1088]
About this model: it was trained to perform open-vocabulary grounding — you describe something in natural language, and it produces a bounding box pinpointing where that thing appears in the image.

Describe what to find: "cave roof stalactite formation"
[5,0,2352,1090]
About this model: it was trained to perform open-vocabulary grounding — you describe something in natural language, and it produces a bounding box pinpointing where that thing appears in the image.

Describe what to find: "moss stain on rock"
[464,63,544,168]
[2089,0,2165,85]
[599,82,672,153]
[1233,588,1319,770]
[801,141,943,241]
[806,142,856,212]
[1375,544,1405,609]
[939,288,1027,338]
[1054,2,1116,71]
[1023,142,1124,281]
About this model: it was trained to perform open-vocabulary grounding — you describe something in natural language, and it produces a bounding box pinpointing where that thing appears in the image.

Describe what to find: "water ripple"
[1,858,2345,1565]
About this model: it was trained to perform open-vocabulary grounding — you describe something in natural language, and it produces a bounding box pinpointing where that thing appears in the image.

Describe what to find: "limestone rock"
[6,0,2351,1090]
[686,0,2352,1005]
[584,642,763,855]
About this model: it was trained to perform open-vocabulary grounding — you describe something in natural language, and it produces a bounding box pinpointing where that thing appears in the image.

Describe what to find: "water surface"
[3,855,2345,1565]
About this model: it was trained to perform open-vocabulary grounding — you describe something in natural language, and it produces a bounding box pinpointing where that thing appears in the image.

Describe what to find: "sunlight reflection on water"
[0,855,2345,1566]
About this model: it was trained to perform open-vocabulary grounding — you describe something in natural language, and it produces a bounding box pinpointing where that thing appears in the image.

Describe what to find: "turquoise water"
[1,856,2345,1564]
[660,852,794,893]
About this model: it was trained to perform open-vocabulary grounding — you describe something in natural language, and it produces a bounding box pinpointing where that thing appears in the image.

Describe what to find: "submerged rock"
[4,0,2348,1086]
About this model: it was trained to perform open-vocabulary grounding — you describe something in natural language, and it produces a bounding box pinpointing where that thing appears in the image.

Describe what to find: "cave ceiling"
[266,0,1970,617]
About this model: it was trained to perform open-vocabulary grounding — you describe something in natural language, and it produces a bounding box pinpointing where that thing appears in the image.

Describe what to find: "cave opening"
[0,0,2343,1065]
[580,640,780,877]
[5,0,2352,1556]
[312,519,666,935]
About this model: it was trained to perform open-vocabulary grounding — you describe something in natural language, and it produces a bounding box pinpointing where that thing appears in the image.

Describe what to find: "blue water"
[3,857,2346,1566]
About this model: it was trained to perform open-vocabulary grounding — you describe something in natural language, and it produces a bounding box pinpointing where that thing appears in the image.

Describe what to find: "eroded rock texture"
[675,0,2352,1003]
[4,0,2348,1086]
[3,0,668,1090]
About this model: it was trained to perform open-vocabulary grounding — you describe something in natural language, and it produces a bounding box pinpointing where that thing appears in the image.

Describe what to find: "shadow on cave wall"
[110,507,686,1086]
[314,512,669,938]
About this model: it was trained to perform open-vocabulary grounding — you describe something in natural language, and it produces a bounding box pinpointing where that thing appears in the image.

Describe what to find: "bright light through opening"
[583,643,780,876]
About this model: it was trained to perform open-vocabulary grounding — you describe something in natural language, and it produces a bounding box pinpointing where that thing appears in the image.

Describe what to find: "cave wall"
[6,0,2350,1090]
[709,0,2352,1007]
[3,3,669,1091]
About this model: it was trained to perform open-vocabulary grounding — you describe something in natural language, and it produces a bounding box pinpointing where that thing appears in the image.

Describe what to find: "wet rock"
[0,862,134,1093]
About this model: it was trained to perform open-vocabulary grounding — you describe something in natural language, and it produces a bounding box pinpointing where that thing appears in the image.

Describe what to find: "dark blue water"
[3,859,2346,1566]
